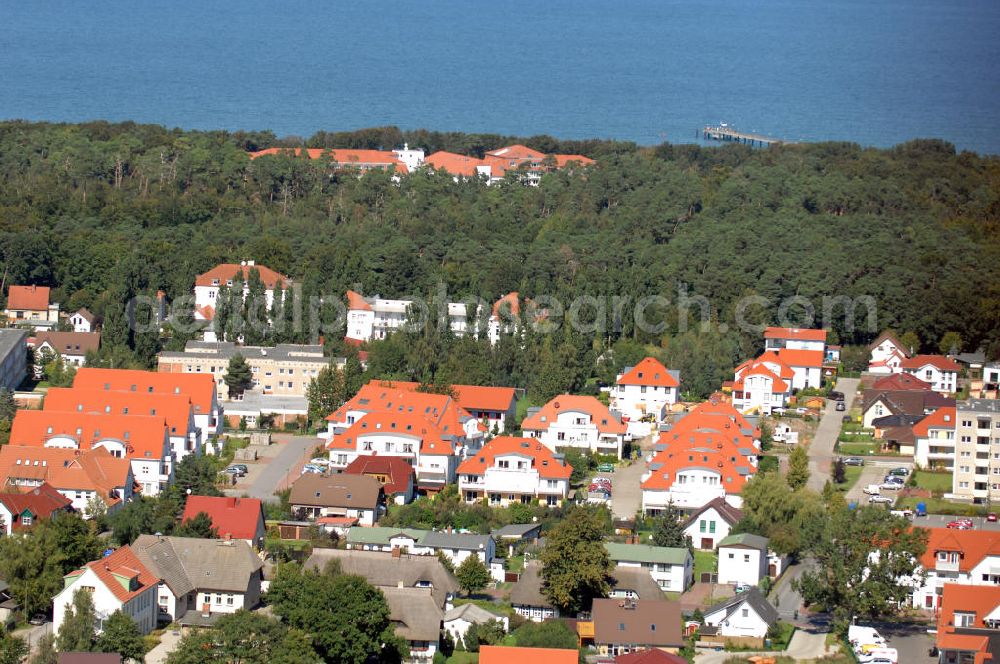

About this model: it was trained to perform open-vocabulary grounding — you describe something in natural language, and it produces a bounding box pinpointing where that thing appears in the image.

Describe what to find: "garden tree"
[832,457,847,484]
[95,610,145,662]
[56,588,96,653]
[107,496,178,545]
[540,505,613,613]
[306,363,343,425]
[463,618,506,652]
[786,445,810,490]
[167,452,222,506]
[173,511,219,539]
[0,632,28,664]
[651,503,693,550]
[265,563,405,662]
[131,290,161,368]
[759,420,773,452]
[0,388,16,423]
[223,272,246,343]
[165,610,319,664]
[242,268,269,345]
[511,619,579,649]
[939,331,963,355]
[214,281,232,341]
[42,355,75,387]
[795,505,928,632]
[224,353,253,397]
[101,281,132,354]
[561,448,593,486]
[455,555,492,595]
[507,501,534,524]
[900,331,921,355]
[42,512,103,572]
[735,472,824,557]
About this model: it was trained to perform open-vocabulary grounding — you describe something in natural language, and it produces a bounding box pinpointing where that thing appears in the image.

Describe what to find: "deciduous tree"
[95,610,146,662]
[540,505,612,613]
[56,588,96,653]
[455,555,491,596]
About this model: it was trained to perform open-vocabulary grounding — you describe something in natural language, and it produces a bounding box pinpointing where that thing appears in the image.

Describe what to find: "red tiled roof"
[868,331,910,354]
[733,362,790,394]
[7,285,50,311]
[327,411,453,455]
[775,348,825,368]
[617,357,679,388]
[326,380,480,439]
[763,327,827,342]
[479,646,577,664]
[346,290,373,312]
[10,410,169,461]
[43,387,195,440]
[181,496,263,542]
[248,148,409,173]
[921,528,1000,572]
[913,407,956,437]
[424,151,488,177]
[643,438,756,494]
[901,354,961,372]
[492,292,520,318]
[194,263,289,289]
[457,436,571,480]
[0,482,71,530]
[450,385,517,413]
[937,583,1000,656]
[521,395,626,435]
[32,332,100,356]
[343,455,415,496]
[553,154,596,167]
[0,445,131,504]
[74,368,216,416]
[872,373,933,392]
[615,649,687,664]
[71,545,158,603]
[485,145,547,161]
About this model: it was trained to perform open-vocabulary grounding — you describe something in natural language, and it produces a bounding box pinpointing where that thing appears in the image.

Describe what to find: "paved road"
[12,622,51,656]
[806,377,860,492]
[693,628,835,663]
[145,626,186,664]
[610,434,656,518]
[239,434,319,502]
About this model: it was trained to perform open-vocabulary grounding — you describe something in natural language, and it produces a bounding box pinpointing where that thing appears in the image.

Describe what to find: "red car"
[947,519,974,530]
[988,513,998,523]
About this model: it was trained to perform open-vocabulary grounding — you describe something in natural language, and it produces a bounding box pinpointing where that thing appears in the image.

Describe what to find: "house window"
[956,612,976,627]
[226,594,234,606]
[699,520,706,533]
[21,515,31,526]
[744,554,750,562]
[710,521,716,534]
[742,608,749,617]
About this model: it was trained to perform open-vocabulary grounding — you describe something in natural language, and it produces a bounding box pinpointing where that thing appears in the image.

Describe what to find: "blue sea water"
[1,0,998,153]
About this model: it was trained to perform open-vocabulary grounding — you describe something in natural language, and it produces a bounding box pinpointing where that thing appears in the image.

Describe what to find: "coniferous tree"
[651,503,693,551]
[224,353,253,398]
[56,589,96,653]
[243,268,268,345]
[787,446,810,490]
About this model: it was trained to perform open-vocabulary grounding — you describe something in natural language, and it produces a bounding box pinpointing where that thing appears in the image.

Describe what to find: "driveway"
[806,377,860,492]
[609,433,656,519]
[12,621,51,656]
[235,434,319,502]
[145,626,186,664]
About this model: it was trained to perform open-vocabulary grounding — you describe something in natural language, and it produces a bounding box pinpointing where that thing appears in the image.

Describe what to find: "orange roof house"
[7,285,51,311]
[10,410,170,462]
[763,327,827,342]
[0,445,132,511]
[901,354,962,373]
[194,263,289,290]
[936,583,1000,663]
[343,455,416,502]
[248,147,410,173]
[479,645,578,664]
[424,151,489,177]
[42,387,196,442]
[181,495,265,545]
[617,357,679,388]
[457,436,572,480]
[73,368,218,421]
[913,406,956,437]
[521,395,626,436]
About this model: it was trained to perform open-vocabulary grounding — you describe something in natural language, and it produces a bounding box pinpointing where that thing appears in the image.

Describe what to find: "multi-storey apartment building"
[158,341,341,399]
[457,436,571,507]
[952,399,1000,502]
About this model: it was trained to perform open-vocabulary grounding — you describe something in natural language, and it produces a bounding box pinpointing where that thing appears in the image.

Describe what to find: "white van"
[864,484,882,496]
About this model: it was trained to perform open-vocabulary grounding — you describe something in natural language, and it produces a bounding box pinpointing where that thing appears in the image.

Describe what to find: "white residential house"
[521,395,626,459]
[717,533,769,586]
[909,529,1000,609]
[192,261,290,340]
[611,357,680,426]
[53,546,159,636]
[774,349,824,390]
[901,355,961,394]
[731,355,793,415]
[763,327,827,353]
[641,437,756,513]
[913,407,956,470]
[605,542,693,593]
[703,588,779,640]
[443,604,508,647]
[868,332,911,374]
[457,436,571,507]
[420,532,496,567]
[69,308,97,333]
[682,498,744,551]
[131,535,264,623]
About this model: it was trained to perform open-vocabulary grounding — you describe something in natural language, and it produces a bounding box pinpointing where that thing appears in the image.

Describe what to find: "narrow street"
[806,377,860,492]
[610,433,656,519]
[235,434,319,502]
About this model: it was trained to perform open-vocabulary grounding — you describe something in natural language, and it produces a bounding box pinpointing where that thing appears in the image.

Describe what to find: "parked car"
[836,402,846,412]
[890,509,914,518]
[795,407,808,414]
[28,614,47,626]
[222,465,246,477]
[888,467,909,477]
[988,513,998,523]
[844,457,865,466]
[309,457,330,466]
[734,583,751,593]
[301,464,325,475]
[591,476,612,487]
[830,391,845,401]
[842,415,853,423]
[597,463,615,473]
[947,519,974,530]
[869,495,894,504]
[881,480,904,490]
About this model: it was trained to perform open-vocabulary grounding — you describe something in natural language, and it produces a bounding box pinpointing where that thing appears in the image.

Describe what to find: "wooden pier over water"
[702,125,790,147]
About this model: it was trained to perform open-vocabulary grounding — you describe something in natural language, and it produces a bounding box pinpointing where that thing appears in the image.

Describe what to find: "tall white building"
[952,399,1000,502]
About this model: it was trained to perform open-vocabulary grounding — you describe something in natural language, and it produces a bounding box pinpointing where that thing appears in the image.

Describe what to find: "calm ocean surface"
[2,0,999,153]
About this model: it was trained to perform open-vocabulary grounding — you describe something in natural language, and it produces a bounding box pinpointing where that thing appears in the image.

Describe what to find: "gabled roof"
[682,496,744,529]
[521,395,626,435]
[642,444,756,495]
[901,354,962,372]
[42,387,194,439]
[492,523,542,540]
[0,445,131,504]
[72,308,96,324]
[443,602,504,624]
[610,566,666,600]
[73,368,217,416]
[346,289,373,312]
[0,482,71,529]
[592,598,683,647]
[424,151,488,177]
[194,263,289,289]
[480,646,578,664]
[763,327,827,342]
[872,372,933,392]
[869,331,911,354]
[305,548,458,607]
[33,332,100,356]
[288,473,381,509]
[775,348,825,368]
[382,586,443,641]
[7,285,50,311]
[132,535,263,595]
[345,526,427,546]
[605,542,689,566]
[10,410,169,461]
[343,455,415,496]
[248,148,409,173]
[705,587,779,626]
[509,560,552,608]
[615,650,687,664]
[862,390,954,418]
[420,531,493,552]
[485,145,547,161]
[617,357,679,388]
[718,532,769,550]
[181,496,264,542]
[914,407,957,437]
[449,385,517,413]
[58,654,122,664]
[938,583,1000,634]
[457,436,571,480]
[492,292,520,318]
[921,528,1000,572]
[67,545,158,603]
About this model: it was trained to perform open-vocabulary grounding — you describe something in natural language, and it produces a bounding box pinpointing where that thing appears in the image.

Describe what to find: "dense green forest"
[0,120,997,401]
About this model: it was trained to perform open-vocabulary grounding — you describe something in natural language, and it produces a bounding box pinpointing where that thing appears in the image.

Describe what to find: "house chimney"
[227,496,237,508]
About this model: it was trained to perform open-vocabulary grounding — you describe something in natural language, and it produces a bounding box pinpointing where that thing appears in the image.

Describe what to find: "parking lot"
[857,620,936,664]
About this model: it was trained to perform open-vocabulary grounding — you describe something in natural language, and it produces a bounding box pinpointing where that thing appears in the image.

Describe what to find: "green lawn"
[446,653,479,663]
[896,495,985,517]
[914,470,953,492]
[506,555,525,573]
[694,550,718,578]
[837,441,878,455]
[769,622,797,651]
[835,465,863,492]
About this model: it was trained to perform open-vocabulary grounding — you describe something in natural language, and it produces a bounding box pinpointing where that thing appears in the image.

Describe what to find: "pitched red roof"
[248,148,409,173]
[346,290,373,311]
[868,331,910,354]
[479,646,577,664]
[181,496,263,541]
[615,649,687,664]
[10,410,169,461]
[73,368,216,416]
[913,407,957,437]
[424,151,488,177]
[7,285,50,311]
[617,357,679,388]
[763,327,827,342]
[0,446,131,505]
[775,348,825,368]
[450,385,517,413]
[521,395,626,435]
[0,482,71,530]
[485,145,547,161]
[553,154,596,167]
[343,455,415,496]
[920,528,1000,572]
[33,331,101,356]
[643,445,756,494]
[492,292,520,318]
[901,354,961,372]
[43,387,194,439]
[872,373,932,392]
[936,583,1000,658]
[194,263,289,289]
[69,545,158,603]
[457,436,571,480]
